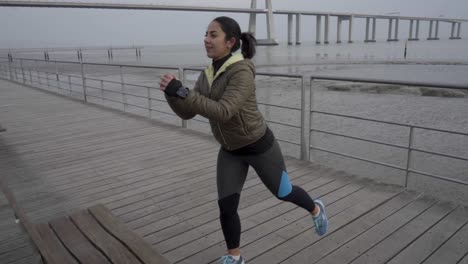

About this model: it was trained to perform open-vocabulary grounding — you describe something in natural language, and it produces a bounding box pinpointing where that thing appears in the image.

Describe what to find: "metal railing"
[309,75,468,187]
[0,58,466,189]
[0,58,307,159]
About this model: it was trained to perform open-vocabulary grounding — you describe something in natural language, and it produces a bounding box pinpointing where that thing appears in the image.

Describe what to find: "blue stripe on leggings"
[277,170,292,198]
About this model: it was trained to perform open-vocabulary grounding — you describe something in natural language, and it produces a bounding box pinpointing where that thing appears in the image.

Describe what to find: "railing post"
[55,61,60,92]
[100,80,104,103]
[308,77,315,161]
[300,76,308,160]
[68,75,72,95]
[405,126,414,188]
[20,59,26,84]
[29,68,32,85]
[14,62,18,80]
[120,66,127,112]
[178,67,187,128]
[80,62,87,102]
[46,71,50,89]
[147,87,152,119]
[8,59,13,80]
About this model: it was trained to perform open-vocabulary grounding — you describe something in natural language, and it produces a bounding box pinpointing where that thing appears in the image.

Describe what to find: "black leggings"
[217,140,316,249]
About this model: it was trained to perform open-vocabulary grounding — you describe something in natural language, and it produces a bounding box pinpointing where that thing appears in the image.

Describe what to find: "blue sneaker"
[313,199,329,236]
[220,255,245,264]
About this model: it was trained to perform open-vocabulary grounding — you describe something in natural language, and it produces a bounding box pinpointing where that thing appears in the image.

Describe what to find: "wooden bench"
[1,178,170,264]
[35,204,171,264]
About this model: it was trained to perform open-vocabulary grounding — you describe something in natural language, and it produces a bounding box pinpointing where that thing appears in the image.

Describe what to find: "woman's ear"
[227,37,236,49]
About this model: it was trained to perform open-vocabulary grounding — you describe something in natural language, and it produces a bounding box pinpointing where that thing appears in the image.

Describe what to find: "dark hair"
[213,16,257,59]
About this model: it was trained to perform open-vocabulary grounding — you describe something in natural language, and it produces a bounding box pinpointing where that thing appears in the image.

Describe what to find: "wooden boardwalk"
[1,78,468,264]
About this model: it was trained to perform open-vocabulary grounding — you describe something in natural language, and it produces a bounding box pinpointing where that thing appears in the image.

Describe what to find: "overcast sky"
[1,0,468,48]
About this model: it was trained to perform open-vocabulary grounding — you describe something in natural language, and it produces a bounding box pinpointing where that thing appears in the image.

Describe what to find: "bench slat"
[89,204,170,264]
[35,223,78,264]
[70,209,141,264]
[49,216,111,264]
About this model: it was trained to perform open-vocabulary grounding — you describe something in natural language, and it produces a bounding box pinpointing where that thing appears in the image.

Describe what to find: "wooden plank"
[254,190,415,263]
[312,196,437,264]
[8,254,43,264]
[35,223,78,264]
[0,176,59,264]
[0,245,35,263]
[422,210,468,264]
[459,253,468,264]
[387,205,468,264]
[88,204,170,264]
[69,209,141,264]
[49,216,111,264]
[349,200,456,264]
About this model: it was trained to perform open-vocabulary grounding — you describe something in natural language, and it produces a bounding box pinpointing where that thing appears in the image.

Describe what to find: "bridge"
[1,0,466,47]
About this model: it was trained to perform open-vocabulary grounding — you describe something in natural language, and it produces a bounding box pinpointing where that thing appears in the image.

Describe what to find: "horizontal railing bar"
[311,128,408,149]
[408,169,468,185]
[311,110,468,136]
[265,119,301,129]
[311,75,468,90]
[259,102,301,111]
[310,145,406,171]
[277,137,300,146]
[412,148,468,162]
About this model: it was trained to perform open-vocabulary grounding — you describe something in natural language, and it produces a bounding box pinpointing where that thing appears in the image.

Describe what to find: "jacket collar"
[204,53,244,88]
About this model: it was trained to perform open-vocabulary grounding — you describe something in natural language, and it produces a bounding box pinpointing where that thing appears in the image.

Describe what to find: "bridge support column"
[248,0,256,35]
[324,14,330,44]
[450,22,462,39]
[428,20,435,40]
[435,21,440,39]
[288,14,293,45]
[365,17,377,42]
[365,17,370,41]
[409,19,420,40]
[457,22,462,39]
[316,15,322,44]
[248,0,278,45]
[348,15,353,43]
[337,16,342,43]
[372,17,377,41]
[296,14,301,45]
[387,18,399,41]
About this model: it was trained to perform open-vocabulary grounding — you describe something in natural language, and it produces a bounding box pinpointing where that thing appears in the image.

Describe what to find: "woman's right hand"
[159,74,176,92]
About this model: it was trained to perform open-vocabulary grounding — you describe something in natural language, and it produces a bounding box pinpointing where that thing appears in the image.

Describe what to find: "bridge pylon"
[249,0,278,45]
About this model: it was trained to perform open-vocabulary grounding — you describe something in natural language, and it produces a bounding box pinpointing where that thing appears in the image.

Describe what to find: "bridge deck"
[1,79,467,264]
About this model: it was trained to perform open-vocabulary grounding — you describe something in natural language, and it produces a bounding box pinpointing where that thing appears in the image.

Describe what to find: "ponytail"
[213,16,257,59]
[240,32,257,59]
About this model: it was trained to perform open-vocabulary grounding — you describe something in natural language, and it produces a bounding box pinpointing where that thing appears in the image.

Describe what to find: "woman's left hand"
[159,74,176,92]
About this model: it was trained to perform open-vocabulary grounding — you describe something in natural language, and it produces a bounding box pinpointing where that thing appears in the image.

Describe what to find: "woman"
[159,16,328,264]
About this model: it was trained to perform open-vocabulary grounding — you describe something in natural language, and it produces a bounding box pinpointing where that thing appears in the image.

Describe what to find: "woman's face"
[204,21,235,60]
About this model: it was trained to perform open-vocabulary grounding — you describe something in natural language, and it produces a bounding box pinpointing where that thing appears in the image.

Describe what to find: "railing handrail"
[310,75,468,90]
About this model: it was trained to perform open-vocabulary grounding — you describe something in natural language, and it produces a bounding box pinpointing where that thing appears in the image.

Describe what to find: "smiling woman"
[158,16,329,264]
